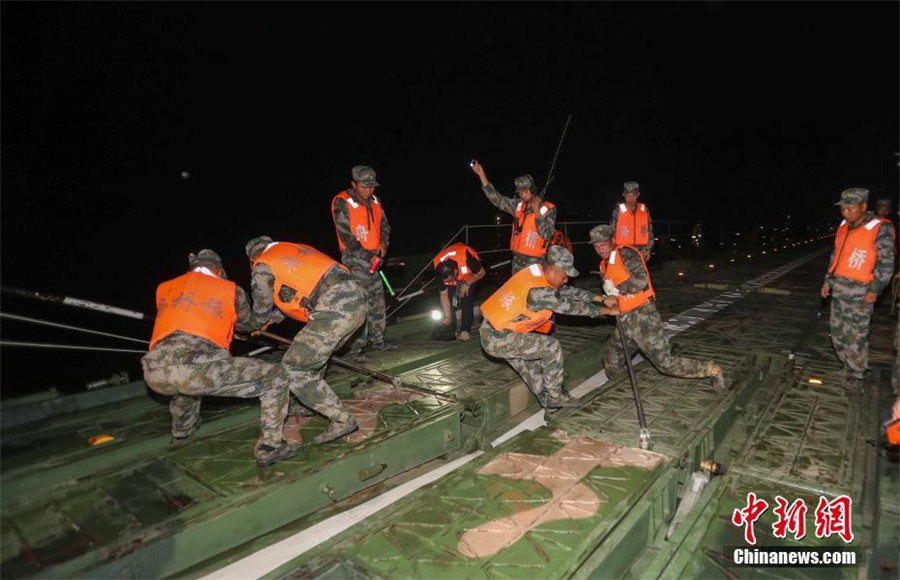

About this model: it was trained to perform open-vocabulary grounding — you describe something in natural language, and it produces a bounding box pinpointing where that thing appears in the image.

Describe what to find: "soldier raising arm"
[470,160,557,273]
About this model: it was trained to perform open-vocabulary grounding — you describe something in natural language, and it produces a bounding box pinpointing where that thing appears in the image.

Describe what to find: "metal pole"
[252,329,413,391]
[539,113,573,202]
[1,286,148,320]
[617,318,652,450]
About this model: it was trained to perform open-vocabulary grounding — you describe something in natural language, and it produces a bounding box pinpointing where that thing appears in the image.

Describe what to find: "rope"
[0,312,149,344]
[0,341,147,354]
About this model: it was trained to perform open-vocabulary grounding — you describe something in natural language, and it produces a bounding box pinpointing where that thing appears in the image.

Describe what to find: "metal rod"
[0,341,147,354]
[251,329,408,389]
[540,113,573,201]
[617,319,651,449]
[1,286,148,320]
[393,225,466,300]
[0,312,149,344]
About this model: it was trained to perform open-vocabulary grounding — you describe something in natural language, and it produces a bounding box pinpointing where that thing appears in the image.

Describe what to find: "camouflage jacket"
[332,190,391,262]
[609,203,654,254]
[526,284,604,318]
[482,183,556,243]
[824,212,895,295]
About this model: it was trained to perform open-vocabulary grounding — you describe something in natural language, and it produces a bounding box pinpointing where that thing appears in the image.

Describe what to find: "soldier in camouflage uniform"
[821,188,895,391]
[609,181,654,260]
[141,250,303,467]
[480,246,618,410]
[590,225,726,388]
[470,160,557,273]
[331,165,396,361]
[246,237,365,444]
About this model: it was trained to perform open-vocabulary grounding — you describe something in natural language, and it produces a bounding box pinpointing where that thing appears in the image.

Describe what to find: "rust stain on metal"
[458,430,664,559]
[280,386,423,444]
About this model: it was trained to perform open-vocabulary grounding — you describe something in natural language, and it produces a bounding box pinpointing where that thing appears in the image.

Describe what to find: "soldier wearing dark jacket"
[331,165,396,361]
[141,250,303,467]
[590,225,726,389]
[246,237,364,445]
[480,246,617,410]
[821,188,895,391]
[470,160,557,273]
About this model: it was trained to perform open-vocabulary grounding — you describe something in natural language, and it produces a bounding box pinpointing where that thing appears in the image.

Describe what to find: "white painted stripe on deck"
[201,247,825,580]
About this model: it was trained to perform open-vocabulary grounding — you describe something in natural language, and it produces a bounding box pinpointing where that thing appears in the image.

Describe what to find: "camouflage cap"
[545,245,579,277]
[623,181,640,193]
[834,187,869,206]
[876,198,892,209]
[188,249,223,267]
[351,165,380,187]
[589,224,614,244]
[245,235,274,258]
[514,174,535,192]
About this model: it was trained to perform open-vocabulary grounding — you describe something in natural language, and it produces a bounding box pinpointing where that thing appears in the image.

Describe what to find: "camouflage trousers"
[281,274,366,422]
[480,321,566,403]
[344,255,387,351]
[141,332,289,448]
[511,252,542,275]
[829,279,874,380]
[604,301,712,380]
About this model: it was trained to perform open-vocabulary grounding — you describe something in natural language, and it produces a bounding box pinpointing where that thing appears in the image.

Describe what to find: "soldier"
[610,181,654,260]
[331,165,396,361]
[141,249,303,467]
[246,236,364,444]
[590,225,726,389]
[432,242,486,342]
[820,187,895,391]
[470,160,557,273]
[479,245,618,410]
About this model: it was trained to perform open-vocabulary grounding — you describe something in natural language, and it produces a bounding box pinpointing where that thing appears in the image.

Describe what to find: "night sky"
[1,2,898,393]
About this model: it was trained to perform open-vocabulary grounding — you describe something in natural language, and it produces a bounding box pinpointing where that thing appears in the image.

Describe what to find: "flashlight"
[430,310,443,321]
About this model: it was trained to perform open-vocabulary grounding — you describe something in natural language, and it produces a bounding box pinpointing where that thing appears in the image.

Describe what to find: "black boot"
[256,442,305,467]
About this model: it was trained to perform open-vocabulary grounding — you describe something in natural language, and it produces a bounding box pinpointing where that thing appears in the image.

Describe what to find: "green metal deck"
[1,243,897,579]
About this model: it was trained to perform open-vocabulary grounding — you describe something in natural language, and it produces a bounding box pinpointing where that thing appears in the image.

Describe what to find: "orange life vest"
[887,419,900,446]
[511,201,555,258]
[548,230,574,253]
[252,242,346,322]
[332,190,382,252]
[600,245,656,314]
[614,203,650,246]
[432,243,481,283]
[149,271,237,351]
[828,218,883,283]
[480,264,554,333]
